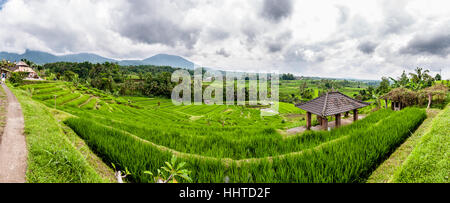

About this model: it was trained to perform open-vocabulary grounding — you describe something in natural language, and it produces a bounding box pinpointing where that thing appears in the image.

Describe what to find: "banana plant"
[111,163,131,183]
[144,156,192,183]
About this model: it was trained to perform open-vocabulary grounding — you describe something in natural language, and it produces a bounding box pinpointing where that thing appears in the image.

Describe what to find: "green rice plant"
[32,90,71,100]
[35,87,63,94]
[20,83,56,90]
[81,98,98,110]
[65,117,229,183]
[55,93,81,105]
[65,95,91,107]
[71,108,392,159]
[65,108,426,183]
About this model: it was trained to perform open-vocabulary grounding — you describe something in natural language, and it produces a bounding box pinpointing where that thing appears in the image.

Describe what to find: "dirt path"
[0,84,27,183]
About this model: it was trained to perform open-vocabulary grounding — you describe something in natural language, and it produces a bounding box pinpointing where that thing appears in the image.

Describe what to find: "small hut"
[296,91,370,130]
[381,88,417,111]
[1,60,11,75]
[13,61,37,78]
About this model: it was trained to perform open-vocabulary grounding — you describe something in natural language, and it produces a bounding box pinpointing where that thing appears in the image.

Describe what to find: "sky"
[0,0,449,80]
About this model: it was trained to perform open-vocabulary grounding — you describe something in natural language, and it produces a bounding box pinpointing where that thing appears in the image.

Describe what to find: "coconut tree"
[407,67,434,90]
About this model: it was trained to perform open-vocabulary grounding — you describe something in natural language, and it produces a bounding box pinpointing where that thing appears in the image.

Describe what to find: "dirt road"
[0,84,27,183]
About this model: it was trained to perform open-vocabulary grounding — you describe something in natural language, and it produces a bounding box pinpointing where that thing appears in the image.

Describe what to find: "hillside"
[0,50,195,69]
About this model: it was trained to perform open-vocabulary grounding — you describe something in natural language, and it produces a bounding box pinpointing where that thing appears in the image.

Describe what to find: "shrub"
[9,72,27,86]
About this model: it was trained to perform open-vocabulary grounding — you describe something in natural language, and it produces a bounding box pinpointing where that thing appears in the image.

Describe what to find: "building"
[296,91,370,130]
[13,61,38,78]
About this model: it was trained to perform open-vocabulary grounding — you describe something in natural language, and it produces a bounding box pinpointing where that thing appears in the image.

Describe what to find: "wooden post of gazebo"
[296,91,370,131]
[322,117,328,130]
[306,112,312,130]
[335,113,341,127]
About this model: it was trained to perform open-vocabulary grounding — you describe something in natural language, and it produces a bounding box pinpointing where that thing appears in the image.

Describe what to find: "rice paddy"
[20,81,427,183]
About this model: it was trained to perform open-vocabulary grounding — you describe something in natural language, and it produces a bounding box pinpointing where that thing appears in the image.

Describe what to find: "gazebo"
[296,91,370,130]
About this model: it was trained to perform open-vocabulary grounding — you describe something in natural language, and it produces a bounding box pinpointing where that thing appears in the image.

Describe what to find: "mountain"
[59,53,117,64]
[143,54,195,70]
[0,50,195,69]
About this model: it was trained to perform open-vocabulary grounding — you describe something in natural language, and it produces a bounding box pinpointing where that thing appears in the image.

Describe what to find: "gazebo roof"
[296,91,370,117]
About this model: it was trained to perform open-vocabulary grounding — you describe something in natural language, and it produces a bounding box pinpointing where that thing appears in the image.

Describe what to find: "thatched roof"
[421,84,449,94]
[296,91,370,117]
[13,66,35,73]
[382,87,417,106]
[15,61,29,67]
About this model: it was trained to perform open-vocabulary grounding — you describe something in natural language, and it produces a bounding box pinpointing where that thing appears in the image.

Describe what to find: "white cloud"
[0,0,449,79]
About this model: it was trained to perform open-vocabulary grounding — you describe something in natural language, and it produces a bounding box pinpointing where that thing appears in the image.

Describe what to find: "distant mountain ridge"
[0,50,195,69]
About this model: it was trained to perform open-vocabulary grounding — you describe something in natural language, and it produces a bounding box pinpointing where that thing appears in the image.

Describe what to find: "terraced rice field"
[21,81,427,183]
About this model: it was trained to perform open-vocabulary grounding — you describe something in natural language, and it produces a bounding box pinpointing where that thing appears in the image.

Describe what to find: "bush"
[9,72,27,86]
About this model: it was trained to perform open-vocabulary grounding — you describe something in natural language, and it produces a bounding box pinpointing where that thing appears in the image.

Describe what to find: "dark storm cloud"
[401,33,450,57]
[216,48,230,57]
[265,31,292,53]
[113,0,201,49]
[267,43,282,53]
[261,0,293,22]
[358,41,378,54]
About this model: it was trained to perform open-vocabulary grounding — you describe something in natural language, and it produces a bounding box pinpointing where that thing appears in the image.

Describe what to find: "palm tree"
[407,67,434,90]
[408,67,428,83]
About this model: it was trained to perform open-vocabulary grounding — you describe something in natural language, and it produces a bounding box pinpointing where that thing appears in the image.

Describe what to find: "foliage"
[9,85,106,183]
[144,156,192,183]
[64,101,426,183]
[394,105,449,183]
[418,84,449,108]
[390,67,435,90]
[8,72,26,86]
[281,73,295,80]
[382,87,417,106]
[43,61,180,98]
[18,81,428,183]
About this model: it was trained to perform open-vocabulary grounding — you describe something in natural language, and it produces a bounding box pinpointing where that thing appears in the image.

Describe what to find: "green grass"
[9,85,107,183]
[65,95,91,107]
[366,109,441,183]
[393,105,450,183]
[17,81,429,183]
[65,108,426,182]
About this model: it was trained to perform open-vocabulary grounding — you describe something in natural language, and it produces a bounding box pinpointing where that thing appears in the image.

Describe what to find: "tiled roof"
[296,91,370,116]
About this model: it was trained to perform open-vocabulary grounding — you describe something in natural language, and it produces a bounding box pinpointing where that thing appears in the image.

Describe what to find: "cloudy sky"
[0,0,449,80]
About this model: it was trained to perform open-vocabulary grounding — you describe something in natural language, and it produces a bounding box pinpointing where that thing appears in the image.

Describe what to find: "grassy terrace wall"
[393,105,449,183]
[65,108,426,183]
[10,84,106,183]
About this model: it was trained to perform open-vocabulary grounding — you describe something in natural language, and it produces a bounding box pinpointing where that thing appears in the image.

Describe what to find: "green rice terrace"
[9,80,444,183]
